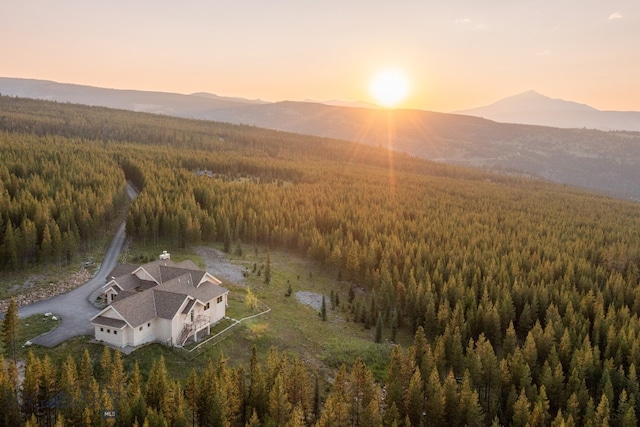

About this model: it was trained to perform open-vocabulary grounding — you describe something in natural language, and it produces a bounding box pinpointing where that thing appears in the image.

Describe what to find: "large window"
[217,296,223,304]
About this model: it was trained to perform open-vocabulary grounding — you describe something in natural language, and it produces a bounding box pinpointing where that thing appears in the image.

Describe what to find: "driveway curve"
[15,182,138,348]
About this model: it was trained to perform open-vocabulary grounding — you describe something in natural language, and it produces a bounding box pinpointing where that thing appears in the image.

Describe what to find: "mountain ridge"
[457,90,640,131]
[1,77,640,200]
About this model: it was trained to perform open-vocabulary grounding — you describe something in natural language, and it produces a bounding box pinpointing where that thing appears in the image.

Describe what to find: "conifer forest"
[2,96,640,426]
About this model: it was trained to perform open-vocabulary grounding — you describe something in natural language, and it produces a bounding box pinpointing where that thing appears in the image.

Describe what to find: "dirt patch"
[195,246,247,286]
[295,291,324,311]
[0,269,91,312]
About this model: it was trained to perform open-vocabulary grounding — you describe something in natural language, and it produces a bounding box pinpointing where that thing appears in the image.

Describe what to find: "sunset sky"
[2,1,639,112]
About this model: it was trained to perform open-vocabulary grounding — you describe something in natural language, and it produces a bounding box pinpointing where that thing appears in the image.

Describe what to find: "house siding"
[94,258,229,350]
[94,325,125,347]
[156,318,173,344]
[132,320,156,346]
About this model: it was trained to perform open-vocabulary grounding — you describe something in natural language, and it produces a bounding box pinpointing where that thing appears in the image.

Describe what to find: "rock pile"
[0,269,91,312]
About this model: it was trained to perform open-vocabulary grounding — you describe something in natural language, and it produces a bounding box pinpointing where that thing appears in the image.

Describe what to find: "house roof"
[91,316,127,329]
[109,290,157,328]
[156,272,227,302]
[108,263,139,278]
[98,256,228,328]
[154,290,190,319]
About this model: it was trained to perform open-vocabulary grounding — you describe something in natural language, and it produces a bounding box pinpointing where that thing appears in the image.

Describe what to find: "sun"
[369,69,410,108]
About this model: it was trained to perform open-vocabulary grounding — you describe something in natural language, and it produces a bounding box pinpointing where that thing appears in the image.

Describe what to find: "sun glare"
[369,70,410,108]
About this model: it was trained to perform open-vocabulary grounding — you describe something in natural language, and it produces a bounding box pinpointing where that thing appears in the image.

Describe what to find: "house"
[90,252,228,348]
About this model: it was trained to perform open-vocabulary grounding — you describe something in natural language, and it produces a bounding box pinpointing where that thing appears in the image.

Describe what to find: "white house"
[91,253,228,348]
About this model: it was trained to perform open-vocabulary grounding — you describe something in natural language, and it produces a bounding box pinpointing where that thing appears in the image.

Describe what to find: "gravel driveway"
[5,183,138,348]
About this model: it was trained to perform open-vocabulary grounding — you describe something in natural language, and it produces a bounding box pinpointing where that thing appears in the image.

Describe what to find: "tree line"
[2,96,640,425]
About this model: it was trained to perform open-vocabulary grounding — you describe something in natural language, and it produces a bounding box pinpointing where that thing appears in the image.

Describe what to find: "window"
[204,302,210,310]
[148,322,151,327]
[217,296,223,304]
[107,329,110,333]
[139,326,143,331]
[100,327,104,332]
[114,330,117,335]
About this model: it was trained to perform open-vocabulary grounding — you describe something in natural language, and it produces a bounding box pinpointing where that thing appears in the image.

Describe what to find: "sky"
[2,1,640,112]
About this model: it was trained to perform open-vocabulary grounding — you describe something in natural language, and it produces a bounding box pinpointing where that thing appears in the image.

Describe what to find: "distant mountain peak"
[469,90,598,114]
[455,90,640,131]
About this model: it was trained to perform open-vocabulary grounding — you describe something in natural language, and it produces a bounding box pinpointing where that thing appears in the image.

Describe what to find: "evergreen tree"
[1,298,19,364]
[406,369,424,427]
[2,221,19,271]
[248,346,268,419]
[0,358,21,426]
[146,356,171,416]
[21,352,41,421]
[390,309,398,342]
[185,369,198,427]
[268,373,291,426]
[39,355,59,427]
[264,250,271,285]
[320,295,327,321]
[375,312,383,343]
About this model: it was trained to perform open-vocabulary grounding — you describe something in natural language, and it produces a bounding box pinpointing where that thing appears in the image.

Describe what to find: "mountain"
[0,77,265,118]
[203,101,640,199]
[190,92,268,105]
[305,99,381,109]
[2,77,640,200]
[457,90,640,131]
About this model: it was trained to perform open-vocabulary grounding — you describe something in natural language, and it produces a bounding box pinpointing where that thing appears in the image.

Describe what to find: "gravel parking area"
[196,246,247,285]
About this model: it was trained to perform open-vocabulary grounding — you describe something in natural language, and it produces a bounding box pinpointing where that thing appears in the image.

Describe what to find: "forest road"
[12,182,138,348]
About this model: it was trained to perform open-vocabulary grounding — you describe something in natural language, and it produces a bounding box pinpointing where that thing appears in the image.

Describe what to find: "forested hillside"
[2,96,640,426]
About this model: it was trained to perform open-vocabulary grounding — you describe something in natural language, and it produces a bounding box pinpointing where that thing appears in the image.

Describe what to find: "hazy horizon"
[2,1,639,112]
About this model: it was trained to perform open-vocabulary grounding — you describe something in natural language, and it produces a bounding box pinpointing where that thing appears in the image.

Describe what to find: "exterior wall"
[155,318,174,344]
[171,314,185,343]
[133,268,155,282]
[210,293,228,323]
[100,310,123,321]
[94,325,126,347]
[131,320,156,346]
[104,289,118,304]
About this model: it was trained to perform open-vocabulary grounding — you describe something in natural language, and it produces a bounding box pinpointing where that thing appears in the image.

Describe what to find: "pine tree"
[146,356,171,416]
[424,367,445,427]
[39,355,58,427]
[375,312,383,343]
[406,369,424,427]
[97,345,112,383]
[59,354,82,426]
[2,220,19,271]
[594,394,610,427]
[185,369,198,427]
[224,219,232,253]
[128,362,146,426]
[21,352,41,421]
[390,309,398,342]
[286,358,310,417]
[248,346,268,419]
[246,409,261,427]
[264,250,271,285]
[320,295,327,321]
[349,357,379,426]
[316,365,350,427]
[268,373,291,426]
[512,388,531,427]
[1,298,19,364]
[0,358,21,426]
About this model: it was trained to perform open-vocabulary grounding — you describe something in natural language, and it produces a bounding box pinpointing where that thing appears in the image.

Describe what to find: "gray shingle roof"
[110,290,156,328]
[100,257,228,328]
[154,290,189,319]
[91,316,127,329]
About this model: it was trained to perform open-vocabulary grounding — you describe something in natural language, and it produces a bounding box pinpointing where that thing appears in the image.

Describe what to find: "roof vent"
[159,251,170,260]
